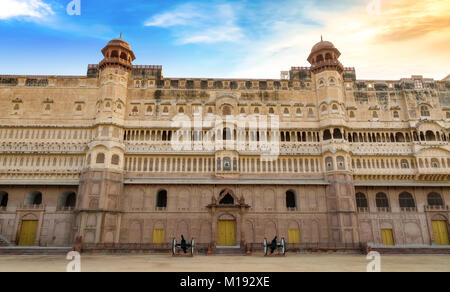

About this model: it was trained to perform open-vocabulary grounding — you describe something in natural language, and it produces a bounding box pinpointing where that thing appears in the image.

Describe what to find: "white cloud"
[0,0,54,20]
[230,0,450,80]
[145,3,243,44]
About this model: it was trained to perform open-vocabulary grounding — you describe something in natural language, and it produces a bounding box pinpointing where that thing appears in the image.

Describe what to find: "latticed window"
[427,193,444,206]
[399,193,415,208]
[356,193,368,208]
[421,106,430,117]
[96,153,105,164]
[376,193,389,208]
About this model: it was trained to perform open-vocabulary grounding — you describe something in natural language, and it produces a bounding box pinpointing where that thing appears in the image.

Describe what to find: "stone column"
[326,173,360,244]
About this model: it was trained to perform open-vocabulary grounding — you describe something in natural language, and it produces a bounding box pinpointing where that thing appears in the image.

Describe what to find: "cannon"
[264,236,286,256]
[172,235,195,257]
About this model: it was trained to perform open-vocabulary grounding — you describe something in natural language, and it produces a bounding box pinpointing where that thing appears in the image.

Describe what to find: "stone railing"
[357,207,369,213]
[350,143,413,155]
[0,142,87,154]
[400,207,417,212]
[125,141,321,155]
[57,206,76,212]
[17,204,46,210]
[425,205,449,212]
[377,207,391,213]
[351,169,417,176]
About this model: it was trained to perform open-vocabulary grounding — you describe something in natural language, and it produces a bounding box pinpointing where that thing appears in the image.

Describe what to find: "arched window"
[269,107,275,114]
[332,104,338,111]
[376,193,389,208]
[399,192,416,208]
[286,191,296,209]
[321,105,327,112]
[349,111,355,118]
[156,190,167,208]
[393,111,399,119]
[356,193,368,208]
[337,156,345,170]
[373,111,378,119]
[120,52,127,60]
[427,193,444,206]
[96,153,105,164]
[325,157,334,171]
[323,130,332,141]
[178,107,184,114]
[325,53,332,60]
[316,55,324,62]
[333,129,343,139]
[395,132,405,142]
[421,106,430,117]
[426,131,436,141]
[58,191,77,209]
[223,128,232,140]
[111,154,120,166]
[284,108,290,115]
[0,191,8,208]
[24,191,42,206]
[111,50,119,58]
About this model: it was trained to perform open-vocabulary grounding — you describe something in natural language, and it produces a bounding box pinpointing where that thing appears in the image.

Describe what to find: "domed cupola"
[307,37,344,74]
[99,34,136,71]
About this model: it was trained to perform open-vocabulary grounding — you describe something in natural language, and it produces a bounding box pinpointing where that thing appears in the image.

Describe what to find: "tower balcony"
[99,57,133,71]
[310,60,344,74]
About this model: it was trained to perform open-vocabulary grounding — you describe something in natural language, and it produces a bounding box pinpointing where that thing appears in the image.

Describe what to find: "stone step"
[0,247,72,255]
[213,247,247,256]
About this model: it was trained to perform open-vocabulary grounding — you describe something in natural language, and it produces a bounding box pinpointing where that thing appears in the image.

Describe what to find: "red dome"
[311,40,335,54]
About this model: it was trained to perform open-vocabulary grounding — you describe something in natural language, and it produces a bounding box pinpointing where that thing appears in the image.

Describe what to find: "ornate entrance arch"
[207,188,250,248]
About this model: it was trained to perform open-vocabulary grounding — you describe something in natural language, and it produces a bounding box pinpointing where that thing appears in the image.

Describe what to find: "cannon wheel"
[281,238,286,255]
[263,238,268,255]
[190,238,195,255]
[172,238,177,255]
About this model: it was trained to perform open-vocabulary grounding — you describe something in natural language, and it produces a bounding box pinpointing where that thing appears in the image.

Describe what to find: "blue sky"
[0,0,449,80]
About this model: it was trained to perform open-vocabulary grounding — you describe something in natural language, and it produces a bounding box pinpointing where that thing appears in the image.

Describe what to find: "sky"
[0,0,449,80]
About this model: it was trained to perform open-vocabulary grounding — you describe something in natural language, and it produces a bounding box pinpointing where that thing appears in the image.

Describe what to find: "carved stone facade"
[0,38,449,248]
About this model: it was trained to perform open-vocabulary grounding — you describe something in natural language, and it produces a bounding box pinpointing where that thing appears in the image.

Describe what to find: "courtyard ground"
[0,253,449,272]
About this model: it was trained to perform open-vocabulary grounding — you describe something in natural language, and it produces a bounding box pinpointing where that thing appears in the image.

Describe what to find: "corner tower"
[75,36,135,245]
[309,38,359,244]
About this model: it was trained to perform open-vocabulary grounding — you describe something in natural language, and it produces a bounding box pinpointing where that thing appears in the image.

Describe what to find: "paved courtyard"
[0,253,449,272]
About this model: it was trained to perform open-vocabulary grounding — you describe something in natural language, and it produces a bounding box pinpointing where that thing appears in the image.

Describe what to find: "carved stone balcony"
[350,142,413,155]
[400,207,417,212]
[425,205,449,212]
[17,204,46,211]
[357,207,369,213]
